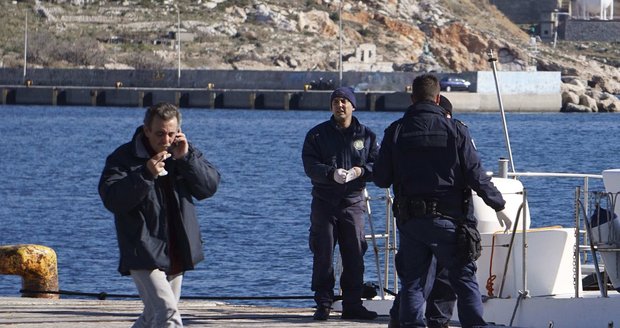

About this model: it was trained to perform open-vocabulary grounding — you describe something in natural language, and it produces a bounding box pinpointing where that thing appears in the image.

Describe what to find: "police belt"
[396,197,463,220]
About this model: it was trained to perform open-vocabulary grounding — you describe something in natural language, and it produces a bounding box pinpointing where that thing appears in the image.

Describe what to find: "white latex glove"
[344,167,362,183]
[333,168,347,184]
[496,209,513,233]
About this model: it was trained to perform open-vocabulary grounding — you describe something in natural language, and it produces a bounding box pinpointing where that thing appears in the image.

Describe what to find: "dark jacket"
[373,101,505,215]
[302,116,380,206]
[99,127,220,275]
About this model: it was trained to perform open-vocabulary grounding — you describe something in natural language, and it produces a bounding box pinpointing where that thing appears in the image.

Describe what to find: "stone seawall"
[0,68,562,111]
[0,86,561,112]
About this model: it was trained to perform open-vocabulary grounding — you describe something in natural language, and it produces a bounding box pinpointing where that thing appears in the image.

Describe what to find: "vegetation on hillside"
[0,0,618,90]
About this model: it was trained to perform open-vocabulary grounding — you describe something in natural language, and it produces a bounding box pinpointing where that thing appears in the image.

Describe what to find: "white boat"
[333,51,620,326]
[333,168,620,327]
[466,169,620,327]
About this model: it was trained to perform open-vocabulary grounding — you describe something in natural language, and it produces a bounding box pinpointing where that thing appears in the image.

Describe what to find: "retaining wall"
[0,69,562,111]
[0,86,561,112]
[565,20,620,42]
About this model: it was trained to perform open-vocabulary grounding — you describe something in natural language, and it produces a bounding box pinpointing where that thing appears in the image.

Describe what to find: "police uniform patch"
[353,139,364,150]
[456,119,468,127]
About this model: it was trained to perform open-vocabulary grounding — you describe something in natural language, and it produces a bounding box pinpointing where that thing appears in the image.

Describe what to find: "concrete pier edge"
[0,86,561,112]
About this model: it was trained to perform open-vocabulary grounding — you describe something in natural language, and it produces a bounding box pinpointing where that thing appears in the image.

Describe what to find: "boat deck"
[0,297,395,327]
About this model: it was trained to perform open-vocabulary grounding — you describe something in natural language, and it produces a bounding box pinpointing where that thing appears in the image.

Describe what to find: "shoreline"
[0,85,561,112]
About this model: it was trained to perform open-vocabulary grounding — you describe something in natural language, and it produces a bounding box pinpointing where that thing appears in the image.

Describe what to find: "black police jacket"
[302,116,379,206]
[373,101,505,214]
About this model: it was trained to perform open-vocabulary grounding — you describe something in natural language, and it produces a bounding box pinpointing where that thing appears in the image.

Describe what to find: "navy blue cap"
[330,87,356,108]
[439,95,452,114]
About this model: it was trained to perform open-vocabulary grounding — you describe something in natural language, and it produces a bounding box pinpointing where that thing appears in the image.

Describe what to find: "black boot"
[341,306,378,320]
[388,316,400,328]
[313,306,331,320]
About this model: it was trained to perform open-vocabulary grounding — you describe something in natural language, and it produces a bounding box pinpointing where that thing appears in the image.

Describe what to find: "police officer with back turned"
[302,86,380,321]
[373,74,513,328]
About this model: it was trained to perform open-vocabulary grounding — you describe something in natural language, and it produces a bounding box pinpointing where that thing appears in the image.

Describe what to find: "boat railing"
[337,169,614,301]
[335,188,398,299]
[499,168,620,298]
[579,188,620,297]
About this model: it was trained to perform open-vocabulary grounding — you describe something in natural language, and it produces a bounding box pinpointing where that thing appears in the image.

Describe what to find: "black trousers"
[309,197,368,310]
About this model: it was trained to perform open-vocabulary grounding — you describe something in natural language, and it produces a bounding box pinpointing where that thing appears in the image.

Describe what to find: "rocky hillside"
[1,0,619,95]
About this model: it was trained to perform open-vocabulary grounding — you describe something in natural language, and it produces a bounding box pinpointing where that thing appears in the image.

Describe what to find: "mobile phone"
[167,130,181,152]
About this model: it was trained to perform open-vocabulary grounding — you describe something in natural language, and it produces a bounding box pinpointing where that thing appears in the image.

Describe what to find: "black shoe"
[313,306,331,320]
[341,306,378,320]
[388,316,400,328]
[428,324,449,328]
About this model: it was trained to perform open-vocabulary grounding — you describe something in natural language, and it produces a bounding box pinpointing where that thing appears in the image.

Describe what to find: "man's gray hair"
[143,102,182,128]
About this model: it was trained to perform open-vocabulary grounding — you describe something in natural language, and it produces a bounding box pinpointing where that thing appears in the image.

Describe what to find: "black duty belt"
[396,198,463,221]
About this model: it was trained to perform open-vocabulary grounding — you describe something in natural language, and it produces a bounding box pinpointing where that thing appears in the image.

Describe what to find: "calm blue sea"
[0,105,619,308]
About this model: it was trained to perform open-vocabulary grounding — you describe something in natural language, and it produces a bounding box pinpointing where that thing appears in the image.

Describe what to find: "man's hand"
[333,168,347,184]
[148,151,172,177]
[496,209,513,233]
[344,167,362,183]
[169,130,189,160]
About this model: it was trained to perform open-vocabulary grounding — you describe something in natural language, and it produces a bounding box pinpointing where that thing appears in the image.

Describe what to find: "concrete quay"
[0,85,561,112]
[0,297,395,327]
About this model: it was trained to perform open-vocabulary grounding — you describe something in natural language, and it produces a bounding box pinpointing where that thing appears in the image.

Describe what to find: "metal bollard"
[498,158,509,178]
[0,244,59,299]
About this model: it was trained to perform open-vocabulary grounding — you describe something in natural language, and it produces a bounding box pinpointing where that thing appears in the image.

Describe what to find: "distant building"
[491,0,620,42]
[168,31,196,43]
[342,43,393,72]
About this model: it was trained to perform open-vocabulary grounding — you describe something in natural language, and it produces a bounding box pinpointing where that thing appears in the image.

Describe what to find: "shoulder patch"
[455,119,468,127]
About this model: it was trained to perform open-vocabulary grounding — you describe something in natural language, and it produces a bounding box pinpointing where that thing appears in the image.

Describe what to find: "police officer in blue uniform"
[373,74,512,328]
[302,86,380,321]
[388,95,459,328]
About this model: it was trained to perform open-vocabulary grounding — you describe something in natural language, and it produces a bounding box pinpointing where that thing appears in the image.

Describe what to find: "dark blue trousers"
[309,197,368,310]
[389,256,456,328]
[397,217,485,328]
[425,264,457,327]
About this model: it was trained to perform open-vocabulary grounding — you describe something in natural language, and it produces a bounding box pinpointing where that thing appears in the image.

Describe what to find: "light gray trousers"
[130,269,184,328]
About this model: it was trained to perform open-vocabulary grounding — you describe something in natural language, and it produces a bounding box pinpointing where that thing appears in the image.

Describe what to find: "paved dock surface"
[0,297,394,327]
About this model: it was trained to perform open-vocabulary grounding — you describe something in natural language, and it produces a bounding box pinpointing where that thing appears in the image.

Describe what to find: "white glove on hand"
[496,209,513,233]
[333,168,347,184]
[344,167,362,183]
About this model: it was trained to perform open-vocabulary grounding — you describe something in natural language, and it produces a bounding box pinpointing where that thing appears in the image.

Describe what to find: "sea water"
[0,105,619,308]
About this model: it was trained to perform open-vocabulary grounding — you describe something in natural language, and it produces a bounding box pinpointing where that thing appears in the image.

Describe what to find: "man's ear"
[434,94,441,105]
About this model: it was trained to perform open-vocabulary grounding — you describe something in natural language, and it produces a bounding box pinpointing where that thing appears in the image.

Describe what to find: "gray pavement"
[0,297,393,327]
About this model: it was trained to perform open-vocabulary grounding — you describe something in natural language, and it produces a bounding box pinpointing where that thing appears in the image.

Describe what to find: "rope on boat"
[485,234,497,297]
[19,289,336,301]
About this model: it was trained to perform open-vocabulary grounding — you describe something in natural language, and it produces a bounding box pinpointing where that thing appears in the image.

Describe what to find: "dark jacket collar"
[131,126,152,160]
[329,115,362,132]
[403,100,445,119]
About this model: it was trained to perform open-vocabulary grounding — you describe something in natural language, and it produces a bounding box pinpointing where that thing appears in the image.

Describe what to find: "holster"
[455,223,482,266]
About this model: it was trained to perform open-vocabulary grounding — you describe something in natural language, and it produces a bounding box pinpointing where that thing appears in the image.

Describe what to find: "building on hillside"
[490,0,620,42]
[342,43,393,72]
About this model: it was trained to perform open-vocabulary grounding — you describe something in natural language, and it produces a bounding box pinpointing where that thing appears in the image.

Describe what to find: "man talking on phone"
[99,102,220,327]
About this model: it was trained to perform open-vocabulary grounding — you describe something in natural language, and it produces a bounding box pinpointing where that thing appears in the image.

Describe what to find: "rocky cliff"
[1,0,619,101]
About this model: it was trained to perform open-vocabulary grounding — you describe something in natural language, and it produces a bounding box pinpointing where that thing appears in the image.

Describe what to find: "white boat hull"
[482,292,620,327]
[336,292,620,327]
[335,174,620,327]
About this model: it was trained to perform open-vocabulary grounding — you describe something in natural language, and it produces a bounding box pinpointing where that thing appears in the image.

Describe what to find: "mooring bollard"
[0,244,59,299]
